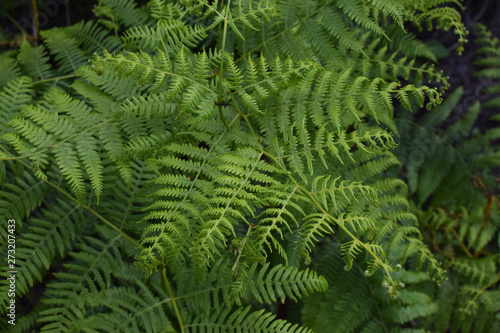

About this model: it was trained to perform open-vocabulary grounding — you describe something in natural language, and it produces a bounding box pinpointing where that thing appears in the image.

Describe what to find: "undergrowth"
[0,0,498,332]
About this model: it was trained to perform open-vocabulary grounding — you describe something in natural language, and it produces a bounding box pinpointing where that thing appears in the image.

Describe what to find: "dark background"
[437,0,500,129]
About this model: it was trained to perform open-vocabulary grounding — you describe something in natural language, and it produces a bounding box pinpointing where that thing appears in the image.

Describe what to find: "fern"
[187,306,314,333]
[302,240,439,333]
[0,0,489,332]
[0,54,21,89]
[474,23,500,108]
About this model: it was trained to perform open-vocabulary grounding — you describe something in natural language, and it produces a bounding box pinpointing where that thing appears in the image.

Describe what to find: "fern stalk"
[30,0,40,40]
[217,0,232,131]
[162,265,185,333]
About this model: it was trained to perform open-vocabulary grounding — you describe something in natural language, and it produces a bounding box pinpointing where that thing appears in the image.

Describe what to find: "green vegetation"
[0,0,498,332]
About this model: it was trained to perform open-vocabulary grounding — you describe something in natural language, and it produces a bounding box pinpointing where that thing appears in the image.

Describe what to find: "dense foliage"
[0,0,498,332]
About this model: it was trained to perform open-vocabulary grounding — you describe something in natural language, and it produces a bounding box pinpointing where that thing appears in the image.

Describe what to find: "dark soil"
[424,0,500,130]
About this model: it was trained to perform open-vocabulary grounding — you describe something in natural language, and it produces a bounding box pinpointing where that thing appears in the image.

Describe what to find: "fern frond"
[474,23,500,108]
[4,88,109,202]
[0,1,476,331]
[95,0,152,29]
[383,290,439,324]
[0,197,85,311]
[41,29,89,75]
[302,241,435,332]
[78,64,139,101]
[409,1,468,55]
[188,305,314,333]
[0,53,21,88]
[240,262,328,304]
[454,257,497,285]
[122,18,206,53]
[336,0,386,38]
[0,170,46,229]
[0,76,33,134]
[37,231,172,333]
[18,40,54,82]
[66,20,123,55]
[296,213,334,264]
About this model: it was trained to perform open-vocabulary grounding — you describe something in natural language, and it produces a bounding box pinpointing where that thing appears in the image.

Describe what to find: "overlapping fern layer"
[1,0,496,332]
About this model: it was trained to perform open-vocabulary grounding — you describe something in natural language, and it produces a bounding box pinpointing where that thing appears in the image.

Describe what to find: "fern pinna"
[0,0,476,332]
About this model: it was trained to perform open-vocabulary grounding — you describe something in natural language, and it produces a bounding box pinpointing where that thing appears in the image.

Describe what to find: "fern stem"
[116,284,233,331]
[449,227,474,259]
[231,224,253,275]
[5,13,28,38]
[219,105,231,131]
[82,204,143,248]
[217,0,232,131]
[161,265,185,333]
[30,0,39,40]
[33,74,79,85]
[359,263,390,333]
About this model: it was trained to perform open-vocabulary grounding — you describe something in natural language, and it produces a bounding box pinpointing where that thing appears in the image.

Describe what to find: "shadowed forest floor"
[429,0,500,130]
